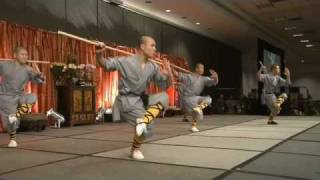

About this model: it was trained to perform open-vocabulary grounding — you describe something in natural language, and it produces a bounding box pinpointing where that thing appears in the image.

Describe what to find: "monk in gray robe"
[0,47,45,147]
[176,82,190,122]
[96,36,173,160]
[175,63,219,132]
[257,64,291,124]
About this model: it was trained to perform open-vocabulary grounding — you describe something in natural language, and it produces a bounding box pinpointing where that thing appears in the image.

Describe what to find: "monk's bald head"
[139,36,155,46]
[195,63,204,75]
[139,35,156,58]
[271,64,281,75]
[14,46,28,65]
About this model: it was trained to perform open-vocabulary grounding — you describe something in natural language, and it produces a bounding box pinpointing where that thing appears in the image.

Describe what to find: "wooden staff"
[57,31,191,73]
[0,58,50,64]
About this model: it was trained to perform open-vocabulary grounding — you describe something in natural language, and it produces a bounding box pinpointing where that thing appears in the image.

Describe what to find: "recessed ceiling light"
[195,22,200,25]
[145,0,152,4]
[306,44,314,47]
[165,9,171,13]
[300,39,310,43]
[284,26,297,31]
[292,33,304,37]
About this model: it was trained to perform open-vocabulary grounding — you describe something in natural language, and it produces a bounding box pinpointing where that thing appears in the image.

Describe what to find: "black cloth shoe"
[267,121,278,125]
[182,118,189,122]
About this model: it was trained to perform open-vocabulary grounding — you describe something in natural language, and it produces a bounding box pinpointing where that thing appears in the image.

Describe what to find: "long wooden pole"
[57,31,191,73]
[0,58,50,64]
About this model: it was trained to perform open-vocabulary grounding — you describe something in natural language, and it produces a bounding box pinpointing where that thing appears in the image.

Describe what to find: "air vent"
[269,0,287,3]
[109,0,123,6]
[257,0,288,9]
[273,17,287,22]
[288,16,304,21]
[311,40,320,44]
[301,30,315,34]
[256,3,274,9]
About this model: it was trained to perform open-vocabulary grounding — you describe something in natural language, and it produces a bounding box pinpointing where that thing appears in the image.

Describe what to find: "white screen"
[263,49,281,70]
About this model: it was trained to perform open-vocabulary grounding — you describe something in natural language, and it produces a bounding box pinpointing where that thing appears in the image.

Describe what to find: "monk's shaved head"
[271,64,281,75]
[195,63,204,75]
[139,36,155,47]
[14,46,27,54]
[13,46,28,65]
[139,35,156,59]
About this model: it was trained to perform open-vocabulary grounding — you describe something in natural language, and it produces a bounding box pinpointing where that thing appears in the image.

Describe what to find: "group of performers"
[0,35,291,160]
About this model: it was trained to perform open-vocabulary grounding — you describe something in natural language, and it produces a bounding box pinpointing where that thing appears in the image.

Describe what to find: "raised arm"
[204,69,219,87]
[96,42,122,72]
[96,42,107,67]
[153,59,173,89]
[279,67,291,86]
[257,64,267,82]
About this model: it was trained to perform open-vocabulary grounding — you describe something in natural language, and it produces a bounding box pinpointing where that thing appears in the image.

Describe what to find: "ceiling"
[119,0,320,62]
[228,0,320,61]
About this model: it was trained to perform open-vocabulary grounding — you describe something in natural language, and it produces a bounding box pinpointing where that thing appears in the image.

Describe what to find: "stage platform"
[0,115,319,180]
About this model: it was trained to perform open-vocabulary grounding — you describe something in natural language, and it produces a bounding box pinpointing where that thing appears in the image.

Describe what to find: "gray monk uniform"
[0,61,44,132]
[178,72,217,120]
[100,55,170,133]
[259,73,290,110]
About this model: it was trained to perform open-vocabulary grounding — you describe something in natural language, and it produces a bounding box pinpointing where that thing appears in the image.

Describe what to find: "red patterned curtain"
[0,21,189,131]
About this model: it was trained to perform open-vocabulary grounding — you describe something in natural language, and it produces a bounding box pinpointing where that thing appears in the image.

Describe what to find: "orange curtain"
[0,21,189,131]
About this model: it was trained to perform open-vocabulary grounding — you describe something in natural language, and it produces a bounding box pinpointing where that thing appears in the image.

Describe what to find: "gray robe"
[100,55,170,128]
[178,72,217,118]
[259,73,290,110]
[0,61,44,132]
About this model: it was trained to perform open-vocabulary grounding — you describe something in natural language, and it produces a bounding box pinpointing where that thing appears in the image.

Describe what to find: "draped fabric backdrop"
[0,21,189,131]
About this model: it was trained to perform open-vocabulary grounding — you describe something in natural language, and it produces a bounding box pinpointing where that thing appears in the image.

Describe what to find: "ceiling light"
[165,9,171,13]
[145,0,152,3]
[305,44,314,47]
[195,22,200,25]
[292,33,304,37]
[284,26,297,31]
[300,39,310,43]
